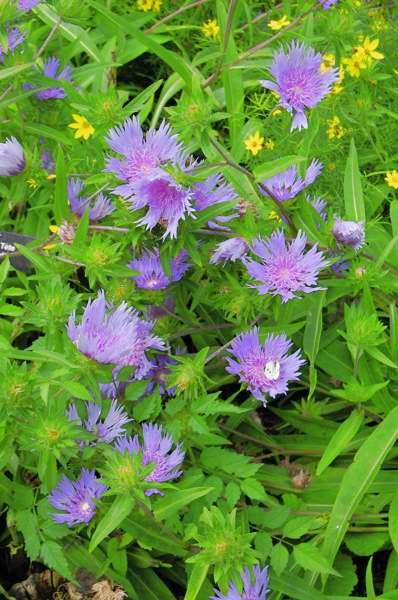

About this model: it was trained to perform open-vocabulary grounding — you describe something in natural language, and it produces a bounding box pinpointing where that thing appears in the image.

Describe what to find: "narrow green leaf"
[123,514,187,557]
[316,409,364,475]
[154,486,214,520]
[54,147,69,223]
[322,406,398,572]
[390,200,398,237]
[24,123,73,146]
[389,489,398,554]
[271,572,329,600]
[365,557,376,600]
[129,569,177,600]
[89,496,135,552]
[0,62,34,81]
[184,563,209,600]
[254,156,305,181]
[344,138,365,221]
[303,291,325,363]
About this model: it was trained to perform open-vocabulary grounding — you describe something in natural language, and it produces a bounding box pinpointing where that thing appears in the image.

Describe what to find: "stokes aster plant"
[0,0,397,598]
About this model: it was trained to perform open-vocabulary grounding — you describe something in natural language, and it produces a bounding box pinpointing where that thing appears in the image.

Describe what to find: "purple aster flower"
[40,149,55,173]
[192,174,238,230]
[0,137,25,176]
[100,367,128,400]
[115,423,184,495]
[260,160,322,202]
[260,42,339,131]
[18,0,42,11]
[0,28,26,63]
[67,399,131,445]
[226,328,304,402]
[67,178,114,221]
[306,193,327,221]
[210,237,249,264]
[318,0,338,8]
[67,291,165,377]
[25,56,73,100]
[146,297,175,320]
[48,468,107,527]
[128,248,190,290]
[145,354,177,396]
[244,230,328,303]
[105,117,195,238]
[332,217,365,250]
[212,565,269,600]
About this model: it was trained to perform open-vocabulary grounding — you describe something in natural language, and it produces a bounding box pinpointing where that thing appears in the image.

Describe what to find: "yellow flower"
[272,108,282,116]
[46,174,56,181]
[49,225,59,234]
[264,139,275,150]
[202,19,220,40]
[360,37,384,61]
[137,0,161,11]
[343,54,367,77]
[27,178,38,189]
[327,116,346,140]
[332,65,345,94]
[320,53,335,73]
[268,15,290,31]
[244,131,264,156]
[68,114,95,140]
[267,210,282,223]
[385,171,398,189]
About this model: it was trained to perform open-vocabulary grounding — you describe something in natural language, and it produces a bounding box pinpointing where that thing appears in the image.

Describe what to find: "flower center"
[80,501,91,514]
[264,360,280,380]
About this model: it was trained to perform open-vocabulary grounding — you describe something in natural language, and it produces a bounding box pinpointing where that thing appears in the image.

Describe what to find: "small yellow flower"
[360,37,384,61]
[327,116,346,140]
[137,0,161,11]
[244,131,264,156]
[264,139,275,150]
[27,178,38,189]
[272,108,282,117]
[332,66,345,94]
[267,210,282,223]
[68,114,95,140]
[46,174,56,181]
[268,15,290,31]
[320,53,336,73]
[49,225,59,234]
[343,54,367,77]
[385,171,398,189]
[202,19,220,40]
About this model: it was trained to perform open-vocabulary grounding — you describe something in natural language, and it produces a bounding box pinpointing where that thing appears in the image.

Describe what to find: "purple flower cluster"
[0,137,25,176]
[227,328,304,403]
[128,248,190,290]
[67,291,165,378]
[332,217,365,250]
[261,160,322,202]
[115,423,184,495]
[245,230,328,303]
[260,42,339,131]
[212,565,269,600]
[192,173,238,230]
[0,28,25,63]
[318,0,339,8]
[24,57,73,100]
[67,399,131,445]
[18,0,42,10]
[68,178,114,222]
[49,469,107,527]
[210,237,249,264]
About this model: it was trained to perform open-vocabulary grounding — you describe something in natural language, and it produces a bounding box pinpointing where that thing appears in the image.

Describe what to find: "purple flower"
[260,42,339,131]
[145,354,177,396]
[18,0,42,10]
[0,28,26,63]
[212,565,269,600]
[25,57,73,100]
[48,468,106,527]
[0,137,25,176]
[105,117,194,238]
[100,368,128,400]
[332,217,365,250]
[67,291,165,377]
[68,178,114,221]
[128,249,190,290]
[145,297,175,320]
[115,423,184,495]
[260,161,322,202]
[226,328,304,402]
[306,193,327,221]
[67,399,131,445]
[210,237,249,264]
[244,230,328,303]
[41,149,55,173]
[192,174,238,229]
[318,0,338,8]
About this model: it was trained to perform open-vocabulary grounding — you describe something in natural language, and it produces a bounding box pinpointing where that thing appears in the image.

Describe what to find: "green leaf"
[389,489,398,554]
[24,123,73,146]
[344,138,365,221]
[0,257,10,285]
[322,405,398,573]
[0,62,34,81]
[283,516,316,539]
[366,557,376,600]
[272,572,328,600]
[270,542,289,576]
[254,156,305,181]
[129,569,177,600]
[294,543,339,576]
[123,514,187,557]
[154,487,214,520]
[89,496,135,552]
[316,409,364,475]
[41,541,75,581]
[241,478,268,501]
[184,563,209,600]
[15,510,41,561]
[60,381,92,401]
[303,291,325,363]
[345,532,388,556]
[54,147,69,223]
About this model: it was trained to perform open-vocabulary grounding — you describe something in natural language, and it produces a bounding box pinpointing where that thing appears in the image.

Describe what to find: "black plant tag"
[0,231,35,272]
